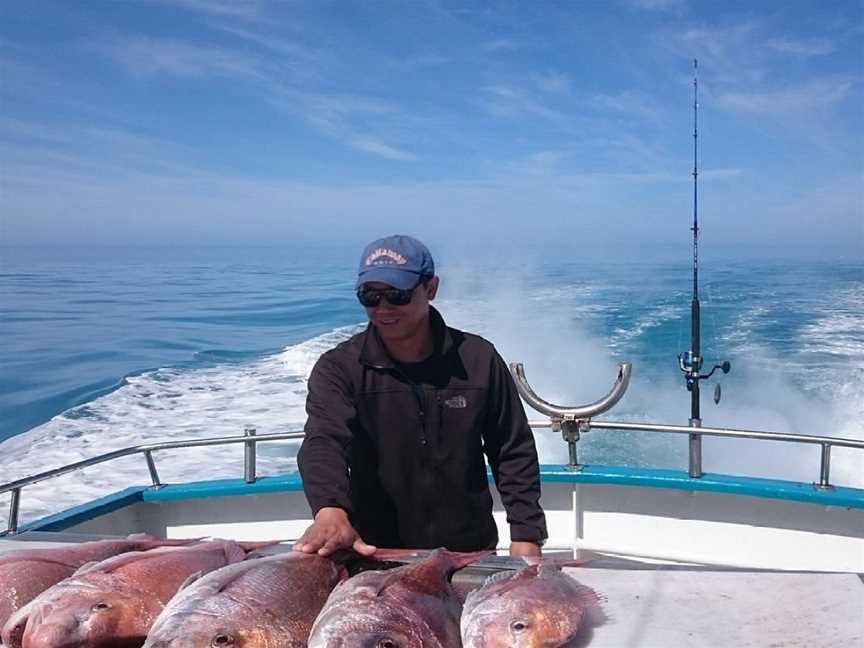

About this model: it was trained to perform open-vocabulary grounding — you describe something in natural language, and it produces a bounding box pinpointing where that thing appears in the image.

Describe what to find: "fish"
[307,548,490,648]
[460,561,601,648]
[0,534,197,642]
[5,539,274,648]
[142,551,347,648]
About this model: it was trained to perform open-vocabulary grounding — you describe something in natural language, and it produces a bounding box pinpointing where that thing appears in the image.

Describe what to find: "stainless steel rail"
[526,418,864,487]
[2,420,863,536]
[0,431,306,535]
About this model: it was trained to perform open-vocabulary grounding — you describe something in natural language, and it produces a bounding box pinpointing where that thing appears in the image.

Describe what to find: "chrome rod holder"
[244,427,257,483]
[144,450,161,488]
[510,363,632,419]
[7,487,20,535]
[511,362,630,472]
[689,418,703,478]
[560,419,588,472]
[816,443,833,490]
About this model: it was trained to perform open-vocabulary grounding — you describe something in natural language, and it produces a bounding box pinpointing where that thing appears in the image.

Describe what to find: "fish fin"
[537,559,591,577]
[237,540,284,554]
[176,569,206,592]
[480,568,517,587]
[71,560,100,575]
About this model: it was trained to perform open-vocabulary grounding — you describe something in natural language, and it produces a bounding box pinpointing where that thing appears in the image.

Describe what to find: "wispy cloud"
[534,72,571,95]
[159,0,261,18]
[767,37,836,57]
[717,77,852,116]
[626,0,686,13]
[480,39,522,53]
[99,36,262,80]
[478,86,565,124]
[592,91,666,126]
[274,90,418,160]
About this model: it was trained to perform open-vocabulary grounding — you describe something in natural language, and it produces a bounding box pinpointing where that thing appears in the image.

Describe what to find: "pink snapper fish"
[143,551,347,648]
[6,539,274,648]
[460,560,601,648]
[308,548,491,648]
[0,534,196,645]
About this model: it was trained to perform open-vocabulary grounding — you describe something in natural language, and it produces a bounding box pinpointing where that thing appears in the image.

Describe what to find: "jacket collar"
[360,306,454,368]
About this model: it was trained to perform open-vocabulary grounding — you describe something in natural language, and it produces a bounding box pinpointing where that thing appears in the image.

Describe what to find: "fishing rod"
[678,59,731,477]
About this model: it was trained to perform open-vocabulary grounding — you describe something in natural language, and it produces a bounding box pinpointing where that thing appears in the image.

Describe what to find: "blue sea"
[1,245,862,525]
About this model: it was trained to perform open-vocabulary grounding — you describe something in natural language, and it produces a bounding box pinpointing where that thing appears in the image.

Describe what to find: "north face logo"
[444,395,467,409]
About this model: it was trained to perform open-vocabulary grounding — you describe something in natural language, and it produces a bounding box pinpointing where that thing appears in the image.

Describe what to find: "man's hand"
[509,541,542,558]
[293,507,377,557]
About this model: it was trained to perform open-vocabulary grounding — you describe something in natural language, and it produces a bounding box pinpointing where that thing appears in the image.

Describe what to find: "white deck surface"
[568,566,863,647]
[2,535,862,647]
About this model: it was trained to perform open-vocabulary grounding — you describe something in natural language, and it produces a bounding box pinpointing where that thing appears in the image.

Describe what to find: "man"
[294,235,547,558]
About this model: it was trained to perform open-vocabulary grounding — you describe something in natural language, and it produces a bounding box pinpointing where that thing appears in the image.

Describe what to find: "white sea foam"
[608,303,684,349]
[0,324,364,524]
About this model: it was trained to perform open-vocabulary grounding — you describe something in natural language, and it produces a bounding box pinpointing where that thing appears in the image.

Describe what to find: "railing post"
[816,443,832,490]
[244,427,257,483]
[144,450,162,488]
[8,487,20,535]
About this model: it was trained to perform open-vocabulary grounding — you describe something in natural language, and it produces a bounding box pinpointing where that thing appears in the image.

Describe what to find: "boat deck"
[2,532,862,647]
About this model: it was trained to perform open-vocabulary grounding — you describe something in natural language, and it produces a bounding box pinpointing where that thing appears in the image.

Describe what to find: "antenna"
[678,59,731,477]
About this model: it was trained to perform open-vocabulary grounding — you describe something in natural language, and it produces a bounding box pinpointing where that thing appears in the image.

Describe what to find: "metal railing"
[1,430,306,536]
[525,418,863,487]
[3,419,863,537]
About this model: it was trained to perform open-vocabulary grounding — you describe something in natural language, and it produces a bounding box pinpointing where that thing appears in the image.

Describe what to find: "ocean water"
[1,245,862,526]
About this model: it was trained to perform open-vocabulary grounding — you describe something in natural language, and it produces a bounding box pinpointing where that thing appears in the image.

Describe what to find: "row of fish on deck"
[0,535,601,647]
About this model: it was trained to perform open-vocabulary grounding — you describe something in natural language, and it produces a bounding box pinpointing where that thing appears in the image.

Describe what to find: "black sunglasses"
[356,284,418,307]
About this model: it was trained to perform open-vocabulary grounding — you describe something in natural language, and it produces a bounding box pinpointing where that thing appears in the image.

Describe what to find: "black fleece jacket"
[297,307,547,551]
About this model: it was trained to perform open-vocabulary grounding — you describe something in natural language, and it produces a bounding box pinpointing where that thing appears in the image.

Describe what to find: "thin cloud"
[626,0,687,12]
[479,86,565,124]
[349,137,417,161]
[717,78,852,116]
[100,36,262,80]
[534,72,571,95]
[767,37,836,57]
[160,0,261,18]
[480,39,522,52]
[592,91,666,126]
[274,90,417,161]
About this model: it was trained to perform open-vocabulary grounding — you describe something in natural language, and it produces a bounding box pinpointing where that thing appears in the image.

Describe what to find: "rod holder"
[244,427,257,484]
[561,420,583,472]
[144,450,161,488]
[7,487,20,535]
[688,418,703,478]
[510,362,631,419]
[816,443,833,490]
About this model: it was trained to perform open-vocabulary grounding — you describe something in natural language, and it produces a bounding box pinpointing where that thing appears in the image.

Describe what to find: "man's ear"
[426,276,439,301]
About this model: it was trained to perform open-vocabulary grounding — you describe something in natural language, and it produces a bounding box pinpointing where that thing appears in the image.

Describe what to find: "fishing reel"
[678,352,731,404]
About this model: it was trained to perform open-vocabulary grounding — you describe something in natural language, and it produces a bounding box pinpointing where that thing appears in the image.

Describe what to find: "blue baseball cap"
[357,235,435,290]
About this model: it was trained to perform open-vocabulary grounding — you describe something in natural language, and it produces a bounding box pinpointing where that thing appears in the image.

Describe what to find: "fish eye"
[91,602,111,612]
[211,634,235,647]
[377,639,399,648]
[510,619,530,633]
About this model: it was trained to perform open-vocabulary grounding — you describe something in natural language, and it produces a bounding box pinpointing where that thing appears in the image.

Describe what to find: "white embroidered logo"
[365,248,407,267]
[443,395,467,409]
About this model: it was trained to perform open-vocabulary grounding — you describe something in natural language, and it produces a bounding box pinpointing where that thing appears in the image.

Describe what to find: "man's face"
[360,277,439,344]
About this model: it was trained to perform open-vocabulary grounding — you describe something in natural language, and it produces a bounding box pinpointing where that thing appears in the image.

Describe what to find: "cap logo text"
[365,248,408,267]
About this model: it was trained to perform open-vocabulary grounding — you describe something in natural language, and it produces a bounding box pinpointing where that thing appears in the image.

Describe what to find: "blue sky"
[1,0,861,258]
